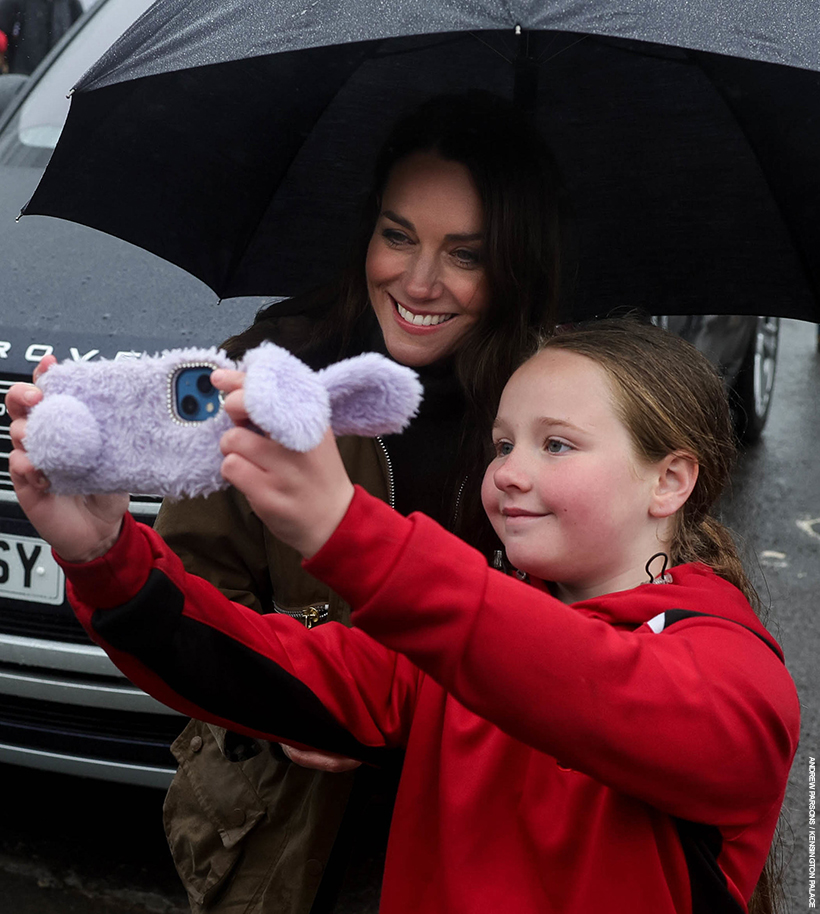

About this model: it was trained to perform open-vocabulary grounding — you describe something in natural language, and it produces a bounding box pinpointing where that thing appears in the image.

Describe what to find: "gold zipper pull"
[303,606,321,629]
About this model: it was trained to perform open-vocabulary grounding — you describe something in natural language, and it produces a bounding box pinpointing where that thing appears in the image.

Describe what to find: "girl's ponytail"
[673,515,761,614]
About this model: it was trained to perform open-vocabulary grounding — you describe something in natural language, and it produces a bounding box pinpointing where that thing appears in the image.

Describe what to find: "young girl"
[7,318,799,914]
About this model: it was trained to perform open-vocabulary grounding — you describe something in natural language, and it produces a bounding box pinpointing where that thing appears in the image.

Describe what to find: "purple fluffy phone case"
[25,342,422,499]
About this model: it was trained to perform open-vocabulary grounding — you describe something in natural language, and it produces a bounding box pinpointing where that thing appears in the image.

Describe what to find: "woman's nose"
[402,251,442,300]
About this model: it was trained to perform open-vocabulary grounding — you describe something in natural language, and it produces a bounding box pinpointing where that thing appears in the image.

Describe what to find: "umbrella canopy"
[21,0,820,321]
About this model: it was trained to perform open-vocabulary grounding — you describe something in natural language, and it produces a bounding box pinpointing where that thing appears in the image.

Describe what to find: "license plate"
[0,533,65,605]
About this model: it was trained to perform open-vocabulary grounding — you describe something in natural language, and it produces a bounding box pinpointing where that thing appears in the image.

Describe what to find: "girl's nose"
[491,451,531,493]
[402,251,442,300]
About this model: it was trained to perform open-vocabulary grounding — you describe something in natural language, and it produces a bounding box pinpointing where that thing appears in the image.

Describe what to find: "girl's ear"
[649,453,699,519]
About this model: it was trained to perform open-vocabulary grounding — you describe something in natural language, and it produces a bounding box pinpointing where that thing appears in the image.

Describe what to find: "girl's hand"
[212,369,355,559]
[5,358,128,563]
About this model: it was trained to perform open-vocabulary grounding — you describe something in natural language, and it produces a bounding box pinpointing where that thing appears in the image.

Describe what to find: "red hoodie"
[61,487,799,914]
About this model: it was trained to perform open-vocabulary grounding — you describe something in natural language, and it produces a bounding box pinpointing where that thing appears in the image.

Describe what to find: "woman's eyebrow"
[444,231,484,242]
[382,210,414,231]
[381,210,483,242]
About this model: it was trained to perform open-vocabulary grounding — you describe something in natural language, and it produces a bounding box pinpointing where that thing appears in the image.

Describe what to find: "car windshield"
[0,0,152,168]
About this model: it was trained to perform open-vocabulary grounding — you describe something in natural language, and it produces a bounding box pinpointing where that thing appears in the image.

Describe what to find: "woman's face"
[365,152,491,367]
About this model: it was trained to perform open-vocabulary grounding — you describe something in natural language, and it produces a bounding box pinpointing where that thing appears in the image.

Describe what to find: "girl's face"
[365,152,490,367]
[481,349,673,603]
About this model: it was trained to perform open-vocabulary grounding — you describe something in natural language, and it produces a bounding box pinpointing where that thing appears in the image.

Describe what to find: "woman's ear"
[649,452,699,518]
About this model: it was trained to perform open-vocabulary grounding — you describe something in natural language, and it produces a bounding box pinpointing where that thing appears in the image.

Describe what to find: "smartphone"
[23,343,422,499]
[25,348,235,499]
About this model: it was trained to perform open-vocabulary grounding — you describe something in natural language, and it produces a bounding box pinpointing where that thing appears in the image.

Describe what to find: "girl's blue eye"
[495,441,513,457]
[546,439,572,455]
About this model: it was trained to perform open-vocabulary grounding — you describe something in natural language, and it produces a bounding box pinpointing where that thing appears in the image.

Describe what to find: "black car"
[0,0,779,787]
[659,314,779,444]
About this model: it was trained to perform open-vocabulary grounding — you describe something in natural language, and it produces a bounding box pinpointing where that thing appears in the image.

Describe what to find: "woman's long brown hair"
[224,91,568,551]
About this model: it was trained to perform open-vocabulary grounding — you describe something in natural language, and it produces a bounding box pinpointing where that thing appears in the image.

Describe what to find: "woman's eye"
[546,439,572,455]
[452,248,482,267]
[494,441,513,457]
[382,229,411,246]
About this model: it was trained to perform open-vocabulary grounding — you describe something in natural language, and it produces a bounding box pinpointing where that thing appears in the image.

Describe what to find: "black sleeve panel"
[673,818,745,914]
[91,569,399,766]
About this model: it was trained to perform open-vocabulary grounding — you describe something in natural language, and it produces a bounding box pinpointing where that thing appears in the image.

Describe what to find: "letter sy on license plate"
[0,533,65,605]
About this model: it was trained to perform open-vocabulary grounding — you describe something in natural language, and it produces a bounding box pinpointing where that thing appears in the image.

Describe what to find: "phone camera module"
[172,364,222,424]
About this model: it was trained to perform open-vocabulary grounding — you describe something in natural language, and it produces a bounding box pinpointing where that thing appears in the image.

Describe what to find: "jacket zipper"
[374,436,395,509]
[375,437,467,533]
[453,474,468,527]
[272,601,329,629]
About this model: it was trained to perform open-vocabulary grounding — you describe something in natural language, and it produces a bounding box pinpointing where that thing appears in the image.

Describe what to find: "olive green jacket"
[157,435,391,913]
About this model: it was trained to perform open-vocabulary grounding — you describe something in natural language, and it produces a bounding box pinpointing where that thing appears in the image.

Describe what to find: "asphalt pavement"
[0,318,817,913]
[718,318,820,913]
[0,762,186,912]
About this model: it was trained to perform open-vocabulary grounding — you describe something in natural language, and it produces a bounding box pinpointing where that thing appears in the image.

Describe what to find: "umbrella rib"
[224,43,383,290]
[465,31,514,65]
[690,51,820,306]
[534,33,590,66]
[372,34,483,61]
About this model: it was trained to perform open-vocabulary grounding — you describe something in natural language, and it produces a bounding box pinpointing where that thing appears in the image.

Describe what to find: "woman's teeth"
[396,301,454,326]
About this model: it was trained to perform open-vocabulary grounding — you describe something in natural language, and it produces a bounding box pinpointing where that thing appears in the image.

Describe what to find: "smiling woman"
[365,152,489,367]
[148,90,567,914]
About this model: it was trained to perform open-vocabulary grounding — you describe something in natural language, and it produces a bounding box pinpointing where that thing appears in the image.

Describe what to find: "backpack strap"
[645,609,784,663]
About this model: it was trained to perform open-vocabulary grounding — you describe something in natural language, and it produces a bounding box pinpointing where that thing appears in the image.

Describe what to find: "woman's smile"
[391,295,456,330]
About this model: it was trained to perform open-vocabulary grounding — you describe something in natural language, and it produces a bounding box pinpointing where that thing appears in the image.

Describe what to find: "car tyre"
[730,316,779,445]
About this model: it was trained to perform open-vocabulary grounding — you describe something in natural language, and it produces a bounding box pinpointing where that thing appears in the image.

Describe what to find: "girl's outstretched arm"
[7,364,416,760]
[57,511,419,760]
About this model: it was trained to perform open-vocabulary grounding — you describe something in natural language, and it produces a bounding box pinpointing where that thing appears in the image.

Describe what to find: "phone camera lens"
[197,374,214,395]
[181,395,199,417]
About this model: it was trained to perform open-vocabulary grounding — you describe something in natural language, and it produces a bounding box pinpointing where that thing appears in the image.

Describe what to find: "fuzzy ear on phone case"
[24,343,422,499]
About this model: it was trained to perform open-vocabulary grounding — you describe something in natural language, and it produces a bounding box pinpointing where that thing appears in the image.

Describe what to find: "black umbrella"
[20,0,820,322]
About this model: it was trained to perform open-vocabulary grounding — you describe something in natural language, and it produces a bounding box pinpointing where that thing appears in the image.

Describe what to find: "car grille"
[0,692,184,767]
[0,376,24,496]
[1,601,94,644]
